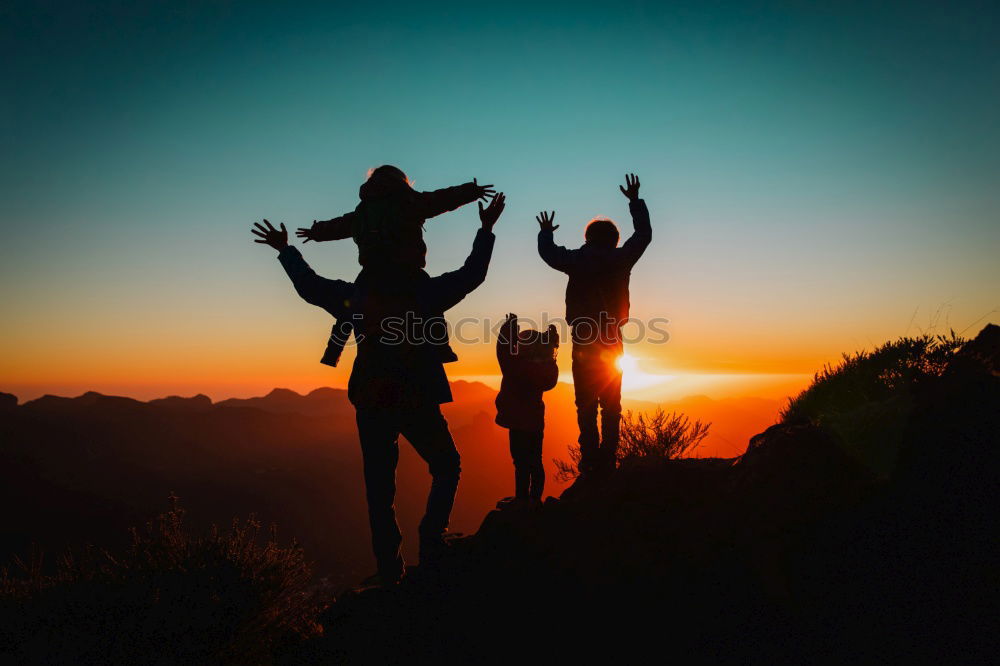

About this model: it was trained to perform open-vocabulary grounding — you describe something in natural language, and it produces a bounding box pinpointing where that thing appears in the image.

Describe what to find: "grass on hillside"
[0,496,325,663]
[780,332,965,477]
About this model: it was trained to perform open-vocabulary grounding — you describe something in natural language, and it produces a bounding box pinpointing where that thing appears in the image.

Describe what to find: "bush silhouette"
[555,409,710,481]
[0,496,323,663]
[780,332,965,476]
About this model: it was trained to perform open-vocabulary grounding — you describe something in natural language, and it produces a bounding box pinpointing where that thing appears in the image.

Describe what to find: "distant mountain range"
[0,380,781,586]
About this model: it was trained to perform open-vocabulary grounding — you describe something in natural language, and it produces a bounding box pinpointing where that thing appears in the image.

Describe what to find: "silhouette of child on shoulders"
[295,165,495,269]
[289,165,495,367]
[494,313,560,507]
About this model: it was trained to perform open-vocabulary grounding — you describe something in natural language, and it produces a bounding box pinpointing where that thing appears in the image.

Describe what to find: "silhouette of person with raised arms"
[251,191,506,586]
[494,313,560,508]
[536,174,651,480]
[289,166,495,369]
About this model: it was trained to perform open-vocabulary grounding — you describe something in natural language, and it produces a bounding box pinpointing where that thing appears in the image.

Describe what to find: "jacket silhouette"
[278,228,495,407]
[538,199,651,333]
[276,228,496,581]
[495,320,560,432]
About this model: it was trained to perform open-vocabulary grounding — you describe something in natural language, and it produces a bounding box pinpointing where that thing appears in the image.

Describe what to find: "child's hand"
[252,219,288,250]
[501,312,519,339]
[498,313,519,354]
[536,211,558,232]
[295,221,319,243]
[546,324,560,348]
[479,192,506,230]
[473,178,496,202]
[619,173,641,201]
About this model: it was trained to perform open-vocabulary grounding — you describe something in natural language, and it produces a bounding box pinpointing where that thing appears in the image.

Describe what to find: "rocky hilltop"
[294,325,999,663]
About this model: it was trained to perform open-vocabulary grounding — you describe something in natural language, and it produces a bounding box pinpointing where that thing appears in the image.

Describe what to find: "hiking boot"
[360,568,405,589]
[418,534,452,569]
[593,459,617,481]
[496,496,517,509]
[496,496,539,511]
[560,472,596,500]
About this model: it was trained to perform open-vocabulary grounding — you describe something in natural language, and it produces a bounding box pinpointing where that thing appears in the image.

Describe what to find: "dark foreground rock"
[286,327,999,664]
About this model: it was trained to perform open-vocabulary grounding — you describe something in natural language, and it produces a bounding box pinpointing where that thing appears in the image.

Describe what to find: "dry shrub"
[0,496,325,663]
[555,409,710,481]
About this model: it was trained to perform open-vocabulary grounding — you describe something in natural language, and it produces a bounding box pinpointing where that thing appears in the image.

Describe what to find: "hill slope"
[290,325,1000,663]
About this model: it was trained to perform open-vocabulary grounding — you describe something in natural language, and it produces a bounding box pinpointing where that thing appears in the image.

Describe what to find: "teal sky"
[2,1,998,399]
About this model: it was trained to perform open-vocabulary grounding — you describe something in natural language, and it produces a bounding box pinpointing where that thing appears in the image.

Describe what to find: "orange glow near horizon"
[616,353,674,393]
[0,248,994,406]
[0,321,964,405]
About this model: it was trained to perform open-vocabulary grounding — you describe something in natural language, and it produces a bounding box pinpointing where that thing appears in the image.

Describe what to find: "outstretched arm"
[418,178,495,220]
[295,211,357,243]
[618,173,652,265]
[536,211,574,273]
[427,193,505,312]
[496,312,518,372]
[252,219,352,317]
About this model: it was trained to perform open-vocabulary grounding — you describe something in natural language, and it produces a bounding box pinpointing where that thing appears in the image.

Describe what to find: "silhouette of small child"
[295,165,495,269]
[495,314,560,506]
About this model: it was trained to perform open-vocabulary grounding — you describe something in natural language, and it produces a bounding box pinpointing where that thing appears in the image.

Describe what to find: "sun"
[615,353,674,394]
[616,353,640,374]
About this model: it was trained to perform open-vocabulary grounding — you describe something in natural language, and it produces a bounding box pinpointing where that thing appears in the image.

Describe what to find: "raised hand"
[619,173,640,201]
[479,191,506,230]
[500,312,519,352]
[536,211,558,232]
[295,222,319,243]
[472,177,496,202]
[252,219,288,250]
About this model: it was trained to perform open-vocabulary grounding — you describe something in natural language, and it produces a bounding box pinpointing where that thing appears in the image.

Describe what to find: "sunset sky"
[2,1,998,403]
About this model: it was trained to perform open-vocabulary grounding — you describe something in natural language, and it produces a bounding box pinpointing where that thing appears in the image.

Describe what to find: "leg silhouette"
[398,406,461,560]
[355,409,404,581]
[598,361,623,471]
[509,429,544,499]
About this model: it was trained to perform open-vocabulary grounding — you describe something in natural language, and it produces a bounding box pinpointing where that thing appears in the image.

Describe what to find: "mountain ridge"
[0,379,783,588]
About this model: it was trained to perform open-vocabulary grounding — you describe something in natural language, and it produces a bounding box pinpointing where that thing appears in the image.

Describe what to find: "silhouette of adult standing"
[253,193,506,584]
[537,175,651,478]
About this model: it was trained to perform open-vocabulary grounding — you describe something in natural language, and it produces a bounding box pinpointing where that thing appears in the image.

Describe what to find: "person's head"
[359,164,415,199]
[584,218,620,248]
[367,164,410,186]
